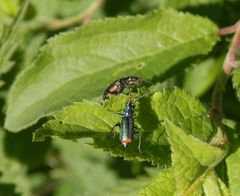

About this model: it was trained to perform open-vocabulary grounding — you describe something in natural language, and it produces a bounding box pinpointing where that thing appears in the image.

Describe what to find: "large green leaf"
[226,147,240,196]
[5,9,218,132]
[164,120,227,195]
[138,168,176,196]
[33,88,216,165]
[33,96,171,165]
[151,88,215,141]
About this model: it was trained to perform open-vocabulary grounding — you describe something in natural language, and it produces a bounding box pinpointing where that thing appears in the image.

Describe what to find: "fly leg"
[137,87,140,95]
[127,87,132,98]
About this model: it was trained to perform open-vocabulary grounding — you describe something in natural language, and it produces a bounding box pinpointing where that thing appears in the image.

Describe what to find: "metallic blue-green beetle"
[112,100,141,152]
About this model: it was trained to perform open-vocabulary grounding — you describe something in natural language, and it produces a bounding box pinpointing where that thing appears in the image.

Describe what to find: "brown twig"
[223,27,240,74]
[218,20,240,35]
[210,21,240,122]
[47,0,104,30]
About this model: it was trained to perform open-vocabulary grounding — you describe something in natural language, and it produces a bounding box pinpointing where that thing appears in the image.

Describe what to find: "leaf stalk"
[211,21,240,123]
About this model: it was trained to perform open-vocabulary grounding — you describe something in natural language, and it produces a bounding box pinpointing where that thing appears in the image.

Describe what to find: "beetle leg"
[134,130,142,153]
[107,108,124,116]
[110,122,120,137]
[115,112,124,116]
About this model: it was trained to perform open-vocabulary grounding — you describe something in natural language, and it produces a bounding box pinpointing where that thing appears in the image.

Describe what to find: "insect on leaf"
[5,9,218,132]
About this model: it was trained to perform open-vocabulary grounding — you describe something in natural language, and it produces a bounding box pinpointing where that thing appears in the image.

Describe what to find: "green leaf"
[203,171,230,196]
[216,178,230,196]
[33,88,217,165]
[164,119,227,195]
[4,129,51,170]
[52,139,119,196]
[151,88,215,141]
[33,97,171,165]
[0,24,3,38]
[0,130,31,196]
[20,33,47,69]
[226,147,240,196]
[162,0,221,9]
[0,0,19,17]
[0,0,29,76]
[232,68,240,102]
[138,168,176,196]
[102,168,158,196]
[107,178,152,196]
[5,9,218,132]
[183,56,223,97]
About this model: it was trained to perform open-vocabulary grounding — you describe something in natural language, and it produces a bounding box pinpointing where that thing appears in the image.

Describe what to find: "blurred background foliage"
[0,0,240,195]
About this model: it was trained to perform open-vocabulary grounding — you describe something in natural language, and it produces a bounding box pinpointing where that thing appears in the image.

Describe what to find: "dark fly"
[103,76,142,100]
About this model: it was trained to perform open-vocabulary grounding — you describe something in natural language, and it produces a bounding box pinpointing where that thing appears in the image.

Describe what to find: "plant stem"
[47,0,104,30]
[218,20,240,35]
[210,21,240,123]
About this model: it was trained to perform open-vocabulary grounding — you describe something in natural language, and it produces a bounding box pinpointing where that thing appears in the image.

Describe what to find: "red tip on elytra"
[121,139,132,145]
